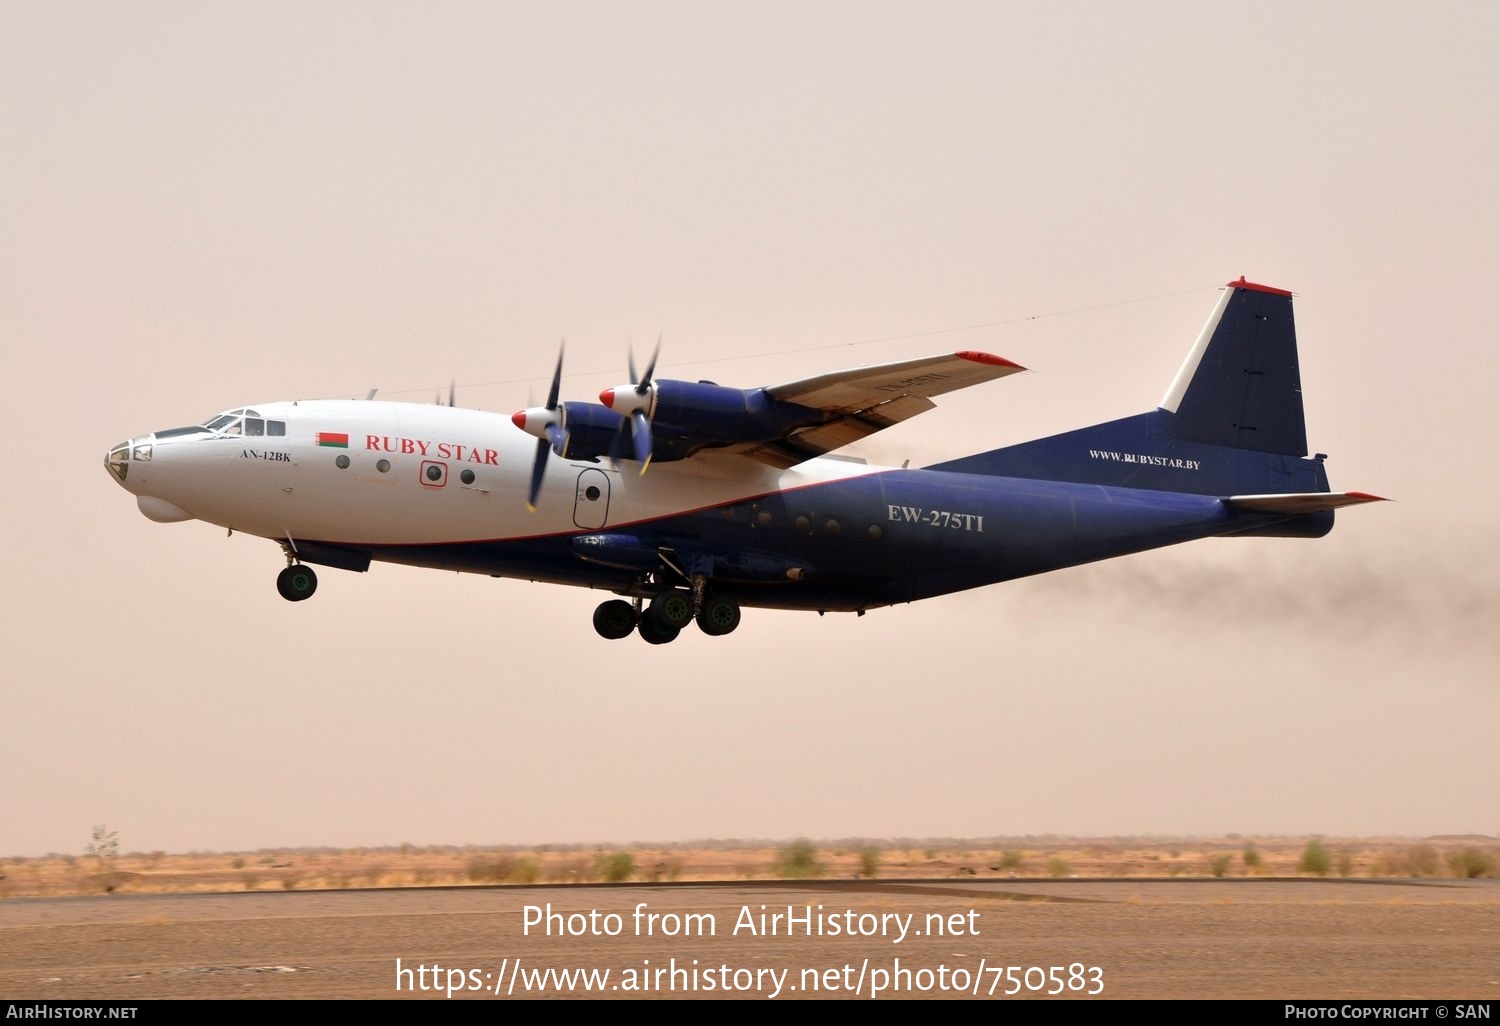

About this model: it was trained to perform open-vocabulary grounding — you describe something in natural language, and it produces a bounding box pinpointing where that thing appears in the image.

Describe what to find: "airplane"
[104,277,1384,644]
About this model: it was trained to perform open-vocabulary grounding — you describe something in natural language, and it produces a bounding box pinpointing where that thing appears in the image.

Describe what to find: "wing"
[731,351,1026,468]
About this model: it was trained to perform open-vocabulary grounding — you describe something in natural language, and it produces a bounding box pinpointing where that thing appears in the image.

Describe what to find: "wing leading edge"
[731,351,1026,468]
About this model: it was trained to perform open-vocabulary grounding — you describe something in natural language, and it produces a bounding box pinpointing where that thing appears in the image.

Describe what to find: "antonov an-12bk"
[105,278,1383,643]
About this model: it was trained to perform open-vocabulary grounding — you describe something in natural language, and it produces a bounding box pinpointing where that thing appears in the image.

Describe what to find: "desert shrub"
[642,858,683,883]
[1401,845,1441,878]
[1000,850,1025,870]
[548,857,596,884]
[594,852,635,883]
[1335,851,1355,878]
[1242,845,1263,872]
[1209,854,1232,878]
[85,825,122,892]
[1446,848,1494,879]
[510,857,542,884]
[773,839,824,879]
[1047,857,1072,878]
[857,845,881,879]
[1298,838,1332,877]
[467,855,516,883]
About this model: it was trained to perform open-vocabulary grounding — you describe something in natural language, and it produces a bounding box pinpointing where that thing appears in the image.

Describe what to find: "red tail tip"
[1227,276,1293,297]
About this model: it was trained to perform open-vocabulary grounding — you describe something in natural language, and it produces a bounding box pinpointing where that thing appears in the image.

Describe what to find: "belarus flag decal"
[316,432,350,448]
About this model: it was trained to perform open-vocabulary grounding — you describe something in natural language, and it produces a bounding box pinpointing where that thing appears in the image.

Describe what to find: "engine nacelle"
[599,380,819,460]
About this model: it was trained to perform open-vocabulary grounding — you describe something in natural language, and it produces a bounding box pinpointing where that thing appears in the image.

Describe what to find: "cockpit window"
[201,409,284,437]
[155,426,211,439]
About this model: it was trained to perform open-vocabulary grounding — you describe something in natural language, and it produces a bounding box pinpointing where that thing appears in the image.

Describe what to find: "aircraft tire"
[638,617,680,645]
[592,599,637,640]
[695,596,741,636]
[648,591,694,630]
[276,564,318,602]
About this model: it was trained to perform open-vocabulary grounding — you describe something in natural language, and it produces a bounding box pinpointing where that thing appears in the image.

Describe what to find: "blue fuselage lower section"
[356,468,1328,612]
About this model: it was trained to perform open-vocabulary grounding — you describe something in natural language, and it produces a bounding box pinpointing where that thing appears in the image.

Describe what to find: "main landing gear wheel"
[637,616,680,645]
[592,599,638,640]
[695,595,741,636]
[648,590,694,631]
[276,564,318,602]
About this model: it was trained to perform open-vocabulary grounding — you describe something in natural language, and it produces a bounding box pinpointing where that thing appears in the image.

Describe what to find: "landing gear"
[695,595,741,636]
[637,616,680,645]
[276,563,318,602]
[648,591,694,631]
[592,599,638,640]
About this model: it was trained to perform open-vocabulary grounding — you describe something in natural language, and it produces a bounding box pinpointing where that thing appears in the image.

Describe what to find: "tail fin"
[931,277,1331,498]
[1159,276,1306,456]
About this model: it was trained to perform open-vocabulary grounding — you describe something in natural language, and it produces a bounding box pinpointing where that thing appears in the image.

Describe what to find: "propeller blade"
[636,334,660,394]
[631,410,653,473]
[545,340,565,410]
[527,437,550,511]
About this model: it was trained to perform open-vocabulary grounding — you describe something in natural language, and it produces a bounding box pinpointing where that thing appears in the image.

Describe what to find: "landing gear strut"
[276,563,318,602]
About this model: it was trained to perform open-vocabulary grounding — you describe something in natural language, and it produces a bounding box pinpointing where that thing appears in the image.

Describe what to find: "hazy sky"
[3,1,1496,857]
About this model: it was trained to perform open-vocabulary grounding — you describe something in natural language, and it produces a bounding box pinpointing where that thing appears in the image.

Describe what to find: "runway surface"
[3,878,1498,1000]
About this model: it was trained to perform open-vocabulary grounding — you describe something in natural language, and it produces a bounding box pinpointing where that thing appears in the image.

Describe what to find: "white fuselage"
[107,400,882,547]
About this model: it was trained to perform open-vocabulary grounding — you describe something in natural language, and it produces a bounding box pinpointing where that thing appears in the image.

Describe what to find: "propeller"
[600,335,659,475]
[510,342,569,510]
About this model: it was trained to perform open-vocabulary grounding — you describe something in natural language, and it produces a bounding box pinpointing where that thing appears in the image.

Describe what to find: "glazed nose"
[104,436,152,486]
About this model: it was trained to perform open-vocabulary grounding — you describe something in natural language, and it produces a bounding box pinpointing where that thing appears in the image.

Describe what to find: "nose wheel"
[276,564,318,602]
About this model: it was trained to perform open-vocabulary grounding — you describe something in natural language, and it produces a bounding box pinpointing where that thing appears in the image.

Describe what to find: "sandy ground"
[2,878,1498,1000]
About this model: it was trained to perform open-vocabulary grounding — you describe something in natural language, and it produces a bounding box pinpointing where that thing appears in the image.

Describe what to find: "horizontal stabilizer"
[1224,491,1388,514]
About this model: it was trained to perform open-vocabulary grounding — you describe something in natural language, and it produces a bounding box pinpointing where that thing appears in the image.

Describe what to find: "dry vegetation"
[1,834,1494,899]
